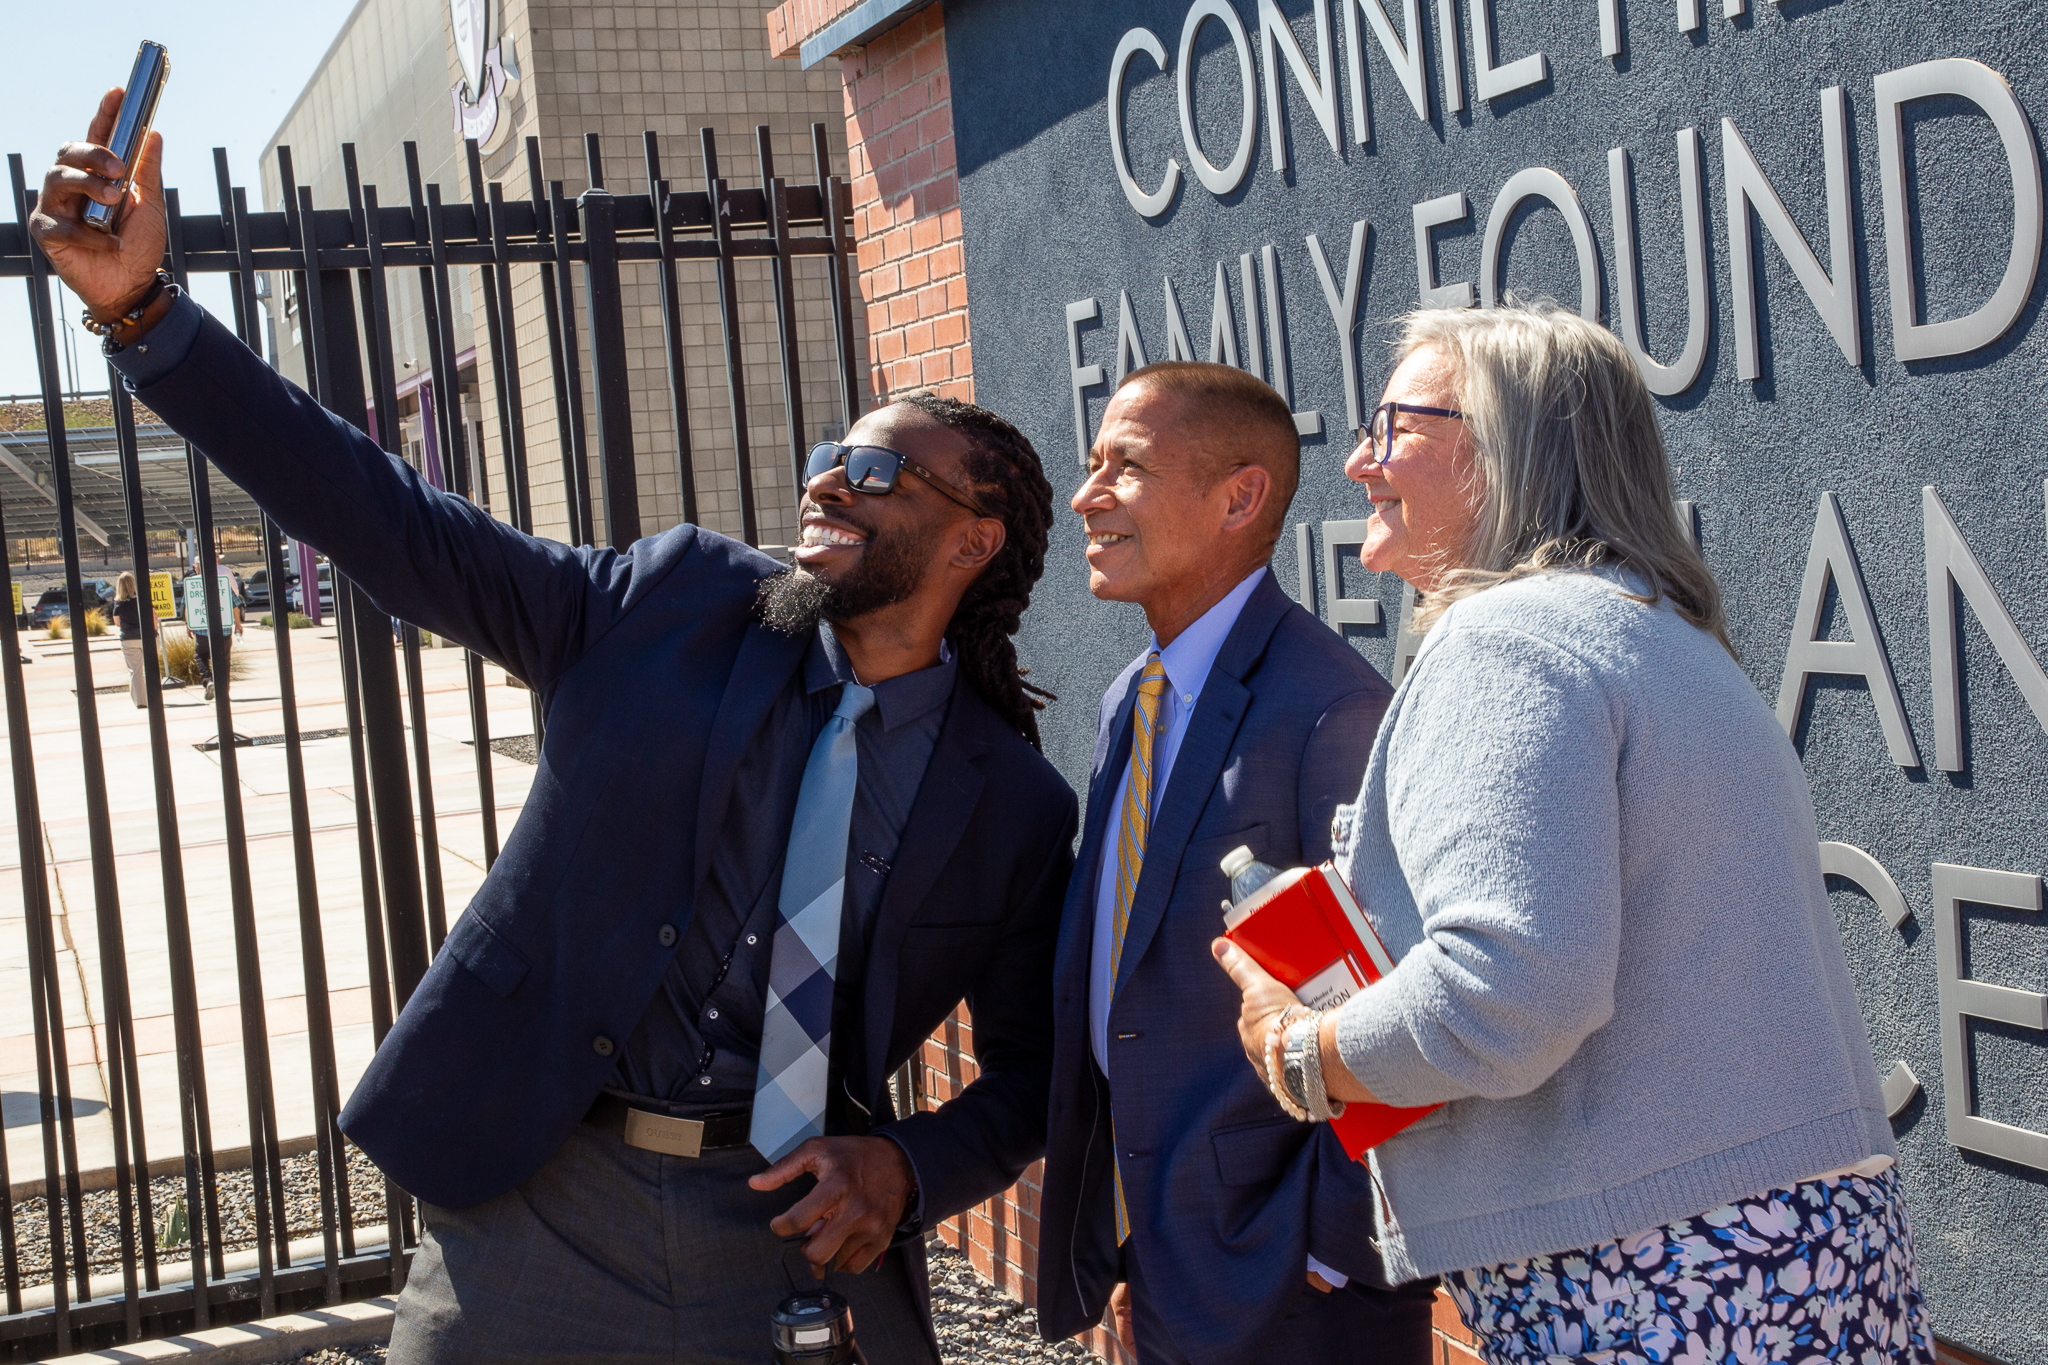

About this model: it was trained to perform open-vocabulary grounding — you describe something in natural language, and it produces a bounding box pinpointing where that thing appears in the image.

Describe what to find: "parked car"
[288,562,335,616]
[30,581,113,627]
[246,566,295,613]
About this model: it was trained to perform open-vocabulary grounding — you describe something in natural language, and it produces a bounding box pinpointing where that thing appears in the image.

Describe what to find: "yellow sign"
[9,582,19,617]
[150,572,175,622]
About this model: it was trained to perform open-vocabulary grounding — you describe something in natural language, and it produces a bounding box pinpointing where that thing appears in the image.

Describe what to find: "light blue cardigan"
[1332,569,1894,1284]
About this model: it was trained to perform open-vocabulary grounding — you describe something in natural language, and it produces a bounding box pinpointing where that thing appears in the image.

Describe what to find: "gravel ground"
[280,1242,1090,1364]
[15,1154,1090,1362]
[8,1144,388,1289]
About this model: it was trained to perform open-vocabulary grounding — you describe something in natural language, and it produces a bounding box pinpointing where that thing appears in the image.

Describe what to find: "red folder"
[1222,863,1441,1159]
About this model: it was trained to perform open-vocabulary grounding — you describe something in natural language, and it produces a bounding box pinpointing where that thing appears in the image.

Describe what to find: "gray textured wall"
[943,0,2048,1358]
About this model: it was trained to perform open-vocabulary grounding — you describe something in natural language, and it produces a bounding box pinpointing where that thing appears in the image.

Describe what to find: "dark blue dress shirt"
[606,623,956,1131]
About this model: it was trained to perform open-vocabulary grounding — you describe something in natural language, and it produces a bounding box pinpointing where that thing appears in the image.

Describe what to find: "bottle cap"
[1219,845,1256,878]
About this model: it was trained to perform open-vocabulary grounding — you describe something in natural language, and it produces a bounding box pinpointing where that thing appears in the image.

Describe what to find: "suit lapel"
[861,687,988,1097]
[1111,571,1291,997]
[692,621,809,901]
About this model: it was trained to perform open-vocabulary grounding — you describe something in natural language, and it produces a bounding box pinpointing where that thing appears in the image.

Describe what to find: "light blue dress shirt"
[1088,567,1267,1072]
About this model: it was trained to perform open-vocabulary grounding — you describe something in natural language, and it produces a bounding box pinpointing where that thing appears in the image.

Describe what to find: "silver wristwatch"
[1287,1015,1346,1122]
[1281,1017,1317,1113]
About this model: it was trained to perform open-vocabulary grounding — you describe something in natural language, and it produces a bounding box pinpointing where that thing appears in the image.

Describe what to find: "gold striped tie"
[1110,654,1169,1244]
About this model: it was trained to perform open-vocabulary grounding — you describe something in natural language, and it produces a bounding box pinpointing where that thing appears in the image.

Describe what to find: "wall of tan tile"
[260,0,870,551]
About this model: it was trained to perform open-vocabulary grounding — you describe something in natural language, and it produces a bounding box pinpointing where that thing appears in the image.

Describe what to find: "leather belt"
[585,1093,753,1158]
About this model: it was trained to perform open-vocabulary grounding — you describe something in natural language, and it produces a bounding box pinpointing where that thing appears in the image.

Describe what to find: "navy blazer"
[125,310,1078,1242]
[1036,571,1397,1365]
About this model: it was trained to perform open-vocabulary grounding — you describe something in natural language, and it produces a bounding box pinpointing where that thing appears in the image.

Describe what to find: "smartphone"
[84,40,171,235]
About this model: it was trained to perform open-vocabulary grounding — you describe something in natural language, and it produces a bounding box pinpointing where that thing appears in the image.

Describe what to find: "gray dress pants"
[388,1122,939,1365]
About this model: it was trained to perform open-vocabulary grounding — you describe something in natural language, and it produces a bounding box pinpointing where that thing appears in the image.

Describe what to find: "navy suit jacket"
[1036,571,1397,1365]
[125,310,1078,1244]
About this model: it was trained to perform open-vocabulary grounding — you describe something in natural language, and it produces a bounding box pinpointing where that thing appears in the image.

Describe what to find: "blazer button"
[592,1035,615,1057]
[658,924,679,948]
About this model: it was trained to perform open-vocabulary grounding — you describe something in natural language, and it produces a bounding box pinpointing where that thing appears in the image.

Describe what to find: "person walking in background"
[111,570,153,708]
[181,555,231,701]
[1036,360,1434,1365]
[32,93,1077,1365]
[1215,302,1933,1365]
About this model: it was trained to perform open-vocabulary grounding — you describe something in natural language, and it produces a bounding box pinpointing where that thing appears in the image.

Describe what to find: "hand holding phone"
[86,42,170,235]
[27,50,173,325]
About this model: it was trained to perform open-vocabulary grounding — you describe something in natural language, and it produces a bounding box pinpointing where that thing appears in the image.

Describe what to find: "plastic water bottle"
[1221,845,1281,905]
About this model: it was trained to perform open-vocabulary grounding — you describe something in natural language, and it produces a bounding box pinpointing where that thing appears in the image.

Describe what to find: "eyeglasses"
[1357,401,1464,469]
[805,442,989,518]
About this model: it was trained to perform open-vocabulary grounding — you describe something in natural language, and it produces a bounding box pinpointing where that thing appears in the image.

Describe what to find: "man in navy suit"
[1036,363,1435,1365]
[34,106,1074,1364]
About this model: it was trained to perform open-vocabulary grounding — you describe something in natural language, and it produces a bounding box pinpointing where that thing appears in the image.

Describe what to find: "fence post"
[315,267,432,1011]
[578,185,642,548]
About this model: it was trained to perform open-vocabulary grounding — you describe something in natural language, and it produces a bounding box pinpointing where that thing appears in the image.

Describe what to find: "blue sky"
[1,1,358,396]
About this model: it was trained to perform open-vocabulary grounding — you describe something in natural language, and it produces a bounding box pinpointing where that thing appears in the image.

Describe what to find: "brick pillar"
[837,8,971,404]
[770,0,970,406]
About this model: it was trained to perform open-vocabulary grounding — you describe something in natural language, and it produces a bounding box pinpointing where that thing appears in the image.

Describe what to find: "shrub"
[162,631,255,685]
[161,632,197,683]
[258,613,315,629]
[81,608,109,637]
[46,616,67,639]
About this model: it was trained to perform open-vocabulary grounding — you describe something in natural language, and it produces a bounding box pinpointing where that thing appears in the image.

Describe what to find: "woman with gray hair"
[1214,302,1932,1363]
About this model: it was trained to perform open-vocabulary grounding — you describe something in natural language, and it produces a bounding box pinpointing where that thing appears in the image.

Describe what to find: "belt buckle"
[622,1108,707,1158]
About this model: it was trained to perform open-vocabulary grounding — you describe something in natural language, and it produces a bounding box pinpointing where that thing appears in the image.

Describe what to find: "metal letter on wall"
[1259,0,1340,173]
[1343,0,1428,146]
[1609,131,1710,396]
[1598,0,1622,59]
[1307,219,1372,431]
[1480,168,1602,320]
[1115,288,1150,382]
[1816,842,1920,1119]
[1721,89,1861,381]
[1209,260,1243,368]
[1413,192,1475,307]
[1260,243,1322,435]
[1392,582,1425,684]
[1469,0,1547,102]
[1163,276,1197,360]
[1241,252,1266,379]
[1776,491,1920,768]
[1930,862,2048,1171]
[1109,28,1183,218]
[1066,298,1107,465]
[1875,58,2045,363]
[1434,0,1464,114]
[1320,519,1383,625]
[1178,0,1259,197]
[1924,485,2048,773]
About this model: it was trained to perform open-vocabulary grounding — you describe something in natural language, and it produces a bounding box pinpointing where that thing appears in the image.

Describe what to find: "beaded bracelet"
[81,270,173,352]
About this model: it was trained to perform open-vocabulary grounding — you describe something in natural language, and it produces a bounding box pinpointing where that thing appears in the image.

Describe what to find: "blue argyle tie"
[750,682,877,1162]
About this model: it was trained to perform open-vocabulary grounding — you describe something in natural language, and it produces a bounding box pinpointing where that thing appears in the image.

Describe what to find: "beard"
[755,508,939,635]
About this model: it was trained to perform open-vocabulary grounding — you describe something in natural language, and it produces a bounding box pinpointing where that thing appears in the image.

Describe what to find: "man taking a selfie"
[33,90,1076,1364]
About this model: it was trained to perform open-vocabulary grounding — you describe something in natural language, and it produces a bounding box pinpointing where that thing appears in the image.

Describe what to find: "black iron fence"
[0,122,862,1359]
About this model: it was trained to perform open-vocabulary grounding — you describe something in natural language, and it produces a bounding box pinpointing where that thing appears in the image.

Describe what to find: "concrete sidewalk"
[1,622,536,1192]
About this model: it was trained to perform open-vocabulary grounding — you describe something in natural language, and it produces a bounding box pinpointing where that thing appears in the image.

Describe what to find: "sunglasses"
[805,442,989,518]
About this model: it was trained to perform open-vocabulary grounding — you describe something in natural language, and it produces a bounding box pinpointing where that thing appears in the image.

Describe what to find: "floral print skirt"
[1444,1164,1935,1364]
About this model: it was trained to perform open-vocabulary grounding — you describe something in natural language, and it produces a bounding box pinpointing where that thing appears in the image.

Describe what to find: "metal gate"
[0,123,862,1359]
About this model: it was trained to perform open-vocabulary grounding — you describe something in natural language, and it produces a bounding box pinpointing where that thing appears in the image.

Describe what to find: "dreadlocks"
[895,392,1057,750]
